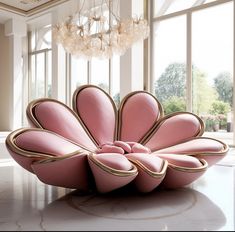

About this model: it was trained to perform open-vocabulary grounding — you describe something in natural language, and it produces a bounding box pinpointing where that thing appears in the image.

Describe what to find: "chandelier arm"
[76,0,86,25]
[105,0,120,23]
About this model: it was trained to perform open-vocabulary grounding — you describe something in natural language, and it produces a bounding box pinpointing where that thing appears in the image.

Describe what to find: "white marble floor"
[0,136,235,231]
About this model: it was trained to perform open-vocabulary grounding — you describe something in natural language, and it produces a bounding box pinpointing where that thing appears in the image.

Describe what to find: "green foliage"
[154,62,186,103]
[152,63,233,133]
[214,72,233,107]
[201,101,230,132]
[209,100,231,115]
[163,96,186,115]
[154,62,217,116]
[192,66,217,115]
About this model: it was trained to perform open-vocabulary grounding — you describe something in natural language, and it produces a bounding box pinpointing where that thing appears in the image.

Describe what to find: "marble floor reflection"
[0,142,235,230]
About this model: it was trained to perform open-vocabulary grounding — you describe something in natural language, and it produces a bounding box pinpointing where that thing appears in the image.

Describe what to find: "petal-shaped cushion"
[143,112,203,151]
[154,154,208,188]
[95,153,133,171]
[27,99,97,151]
[113,141,132,153]
[6,128,90,189]
[126,153,165,173]
[118,91,163,142]
[131,143,150,153]
[97,144,125,154]
[154,137,228,166]
[73,85,117,146]
[155,154,202,168]
[88,153,138,193]
[126,153,167,192]
[15,129,81,156]
[32,153,89,190]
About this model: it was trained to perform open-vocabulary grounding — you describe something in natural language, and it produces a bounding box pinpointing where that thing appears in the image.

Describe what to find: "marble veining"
[0,139,234,231]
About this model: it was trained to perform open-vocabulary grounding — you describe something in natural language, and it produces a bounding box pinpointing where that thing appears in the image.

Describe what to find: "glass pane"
[71,58,88,94]
[57,46,67,103]
[47,50,52,98]
[153,15,186,114]
[36,53,45,98]
[154,0,197,17]
[112,55,120,107]
[40,30,52,50]
[90,58,109,93]
[30,54,36,99]
[30,32,36,52]
[36,26,52,50]
[192,2,233,145]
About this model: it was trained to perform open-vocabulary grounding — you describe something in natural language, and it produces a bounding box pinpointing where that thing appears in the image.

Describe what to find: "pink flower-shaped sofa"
[6,85,228,193]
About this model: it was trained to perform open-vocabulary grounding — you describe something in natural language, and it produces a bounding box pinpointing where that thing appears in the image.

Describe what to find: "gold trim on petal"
[34,150,88,164]
[88,153,138,177]
[168,159,208,173]
[127,158,168,178]
[118,90,164,142]
[6,128,92,158]
[152,136,229,156]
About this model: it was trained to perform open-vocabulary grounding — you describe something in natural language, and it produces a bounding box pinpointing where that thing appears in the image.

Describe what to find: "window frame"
[28,27,52,102]
[150,0,235,146]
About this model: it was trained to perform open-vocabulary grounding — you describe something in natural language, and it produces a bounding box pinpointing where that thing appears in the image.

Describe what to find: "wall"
[0,24,11,131]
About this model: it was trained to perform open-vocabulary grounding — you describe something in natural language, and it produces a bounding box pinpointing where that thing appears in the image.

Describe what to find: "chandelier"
[52,0,149,59]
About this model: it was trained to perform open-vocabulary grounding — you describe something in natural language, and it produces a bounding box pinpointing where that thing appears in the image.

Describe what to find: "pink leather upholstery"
[6,84,229,193]
[74,86,117,146]
[119,92,162,142]
[28,100,97,151]
[145,113,203,151]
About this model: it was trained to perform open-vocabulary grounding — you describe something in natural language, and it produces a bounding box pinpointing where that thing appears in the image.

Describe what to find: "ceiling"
[0,0,71,24]
[0,0,53,11]
[0,0,70,17]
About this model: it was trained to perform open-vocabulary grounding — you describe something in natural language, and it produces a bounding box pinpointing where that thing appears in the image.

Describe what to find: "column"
[119,0,145,100]
[4,18,27,130]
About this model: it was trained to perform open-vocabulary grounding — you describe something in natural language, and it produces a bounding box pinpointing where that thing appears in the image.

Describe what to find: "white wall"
[0,24,11,131]
[0,19,26,131]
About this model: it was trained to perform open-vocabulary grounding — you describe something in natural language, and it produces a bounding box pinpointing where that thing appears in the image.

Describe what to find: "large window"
[152,0,234,145]
[153,15,186,114]
[29,25,52,101]
[192,3,233,142]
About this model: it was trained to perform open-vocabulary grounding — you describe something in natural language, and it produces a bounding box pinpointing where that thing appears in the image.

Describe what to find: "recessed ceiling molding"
[0,0,70,17]
[0,2,25,16]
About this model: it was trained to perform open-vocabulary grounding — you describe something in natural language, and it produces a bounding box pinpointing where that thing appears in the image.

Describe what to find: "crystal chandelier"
[52,0,149,59]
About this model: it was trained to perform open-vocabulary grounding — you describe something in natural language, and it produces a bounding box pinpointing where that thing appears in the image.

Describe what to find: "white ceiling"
[0,0,71,24]
[0,0,104,25]
[0,0,54,11]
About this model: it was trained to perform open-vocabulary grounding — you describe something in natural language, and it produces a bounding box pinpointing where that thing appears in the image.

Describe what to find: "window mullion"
[109,59,112,96]
[88,61,91,84]
[35,54,38,98]
[44,51,48,97]
[186,12,192,112]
